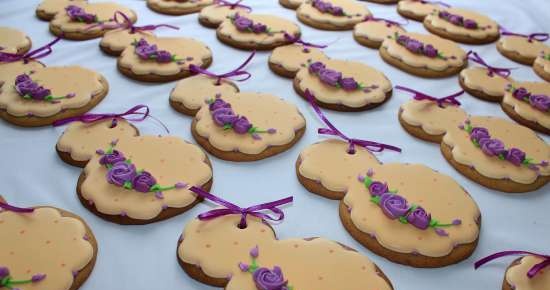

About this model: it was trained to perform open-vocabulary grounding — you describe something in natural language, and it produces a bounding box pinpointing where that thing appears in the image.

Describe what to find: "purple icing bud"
[480,138,506,156]
[308,61,325,74]
[106,161,137,186]
[239,262,249,272]
[212,107,238,126]
[406,39,424,54]
[267,128,277,134]
[31,273,47,283]
[367,168,374,177]
[452,219,462,225]
[135,43,158,60]
[449,15,463,25]
[368,181,388,197]
[513,87,531,100]
[234,14,253,31]
[435,228,449,236]
[233,116,253,134]
[15,74,31,84]
[66,5,96,23]
[406,207,431,230]
[251,23,267,33]
[156,50,173,63]
[250,245,259,258]
[529,94,550,111]
[175,182,187,189]
[318,68,342,86]
[463,19,478,29]
[99,150,126,165]
[396,35,410,45]
[253,266,288,290]
[379,193,410,220]
[209,98,231,111]
[132,171,157,193]
[329,6,344,16]
[313,0,331,12]
[469,127,490,143]
[29,86,51,100]
[0,267,9,279]
[339,77,359,91]
[506,148,526,166]
[423,44,438,58]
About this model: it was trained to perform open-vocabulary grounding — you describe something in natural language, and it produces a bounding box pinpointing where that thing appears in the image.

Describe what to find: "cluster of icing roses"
[65,5,98,24]
[311,0,345,16]
[460,120,549,171]
[308,61,378,92]
[239,246,293,290]
[206,95,277,140]
[359,169,461,237]
[394,33,445,59]
[506,84,550,112]
[15,74,75,102]
[438,11,478,29]
[132,38,183,64]
[0,266,46,289]
[97,140,186,199]
[230,13,269,34]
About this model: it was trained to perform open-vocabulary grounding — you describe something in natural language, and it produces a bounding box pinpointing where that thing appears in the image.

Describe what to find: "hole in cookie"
[346,149,356,155]
[237,224,248,229]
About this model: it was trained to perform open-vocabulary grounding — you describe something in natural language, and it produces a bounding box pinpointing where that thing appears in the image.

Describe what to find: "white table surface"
[1,0,549,289]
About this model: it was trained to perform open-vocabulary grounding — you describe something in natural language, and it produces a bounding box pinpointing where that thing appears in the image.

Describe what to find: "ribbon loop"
[396,85,463,107]
[215,0,252,11]
[283,33,328,49]
[0,201,34,213]
[0,36,62,63]
[500,27,550,43]
[189,51,255,85]
[467,51,514,78]
[305,89,402,154]
[86,11,179,33]
[188,186,293,228]
[475,251,550,279]
[363,16,408,27]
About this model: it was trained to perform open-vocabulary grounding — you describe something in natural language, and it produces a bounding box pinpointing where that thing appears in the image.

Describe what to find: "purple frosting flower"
[506,148,526,166]
[396,35,410,45]
[14,74,54,100]
[0,267,9,279]
[15,74,31,84]
[251,23,267,33]
[65,5,96,23]
[209,98,230,111]
[529,94,550,111]
[329,6,344,16]
[513,87,531,100]
[253,266,288,290]
[308,61,326,74]
[132,171,157,193]
[368,181,388,196]
[135,43,158,60]
[448,15,463,25]
[479,138,506,156]
[233,14,253,31]
[379,193,410,219]
[470,127,490,143]
[424,44,438,58]
[233,116,252,134]
[212,107,238,126]
[406,207,431,230]
[106,161,137,186]
[406,39,424,54]
[318,68,342,86]
[99,150,126,165]
[156,50,173,63]
[463,19,478,29]
[312,0,344,16]
[340,77,359,91]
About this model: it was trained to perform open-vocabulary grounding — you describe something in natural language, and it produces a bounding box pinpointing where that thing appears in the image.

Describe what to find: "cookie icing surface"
[502,82,550,129]
[354,20,405,43]
[400,99,467,135]
[506,256,550,290]
[170,75,239,111]
[199,4,249,26]
[534,55,550,73]
[36,0,87,16]
[50,2,137,34]
[0,27,30,54]
[269,44,328,73]
[297,0,371,28]
[398,0,438,18]
[460,67,512,97]
[424,7,499,39]
[0,61,45,88]
[217,14,300,45]
[100,29,154,52]
[147,0,213,10]
[499,36,550,60]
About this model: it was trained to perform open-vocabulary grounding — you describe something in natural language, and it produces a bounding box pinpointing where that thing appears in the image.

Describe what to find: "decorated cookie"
[177,187,395,290]
[117,37,212,82]
[268,35,329,78]
[296,0,371,31]
[459,51,514,102]
[397,0,450,22]
[353,16,407,49]
[199,0,252,28]
[294,59,392,111]
[217,13,301,50]
[380,31,467,78]
[78,136,213,224]
[192,92,306,161]
[147,0,213,16]
[0,197,97,290]
[36,0,87,21]
[502,82,550,135]
[423,7,499,44]
[49,2,137,40]
[361,0,397,4]
[0,27,31,55]
[497,31,550,65]
[279,0,303,9]
[534,51,550,82]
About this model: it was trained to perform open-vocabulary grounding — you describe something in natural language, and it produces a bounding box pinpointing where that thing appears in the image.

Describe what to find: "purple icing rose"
[513,87,530,100]
[469,127,490,143]
[529,94,550,111]
[480,138,506,156]
[156,50,173,63]
[0,267,9,279]
[233,116,252,134]
[463,19,478,29]
[339,77,359,91]
[406,39,424,54]
[99,150,126,165]
[313,0,331,13]
[132,171,157,193]
[368,181,388,196]
[329,6,344,16]
[308,61,326,74]
[438,11,451,19]
[253,266,288,290]
[65,5,96,23]
[379,193,410,219]
[506,148,526,166]
[424,44,438,58]
[251,23,267,33]
[31,86,51,100]
[106,161,137,186]
[318,68,342,86]
[15,74,31,84]
[234,14,253,31]
[396,35,410,45]
[212,107,238,126]
[135,43,158,60]
[406,206,431,230]
[449,15,463,25]
[209,98,231,111]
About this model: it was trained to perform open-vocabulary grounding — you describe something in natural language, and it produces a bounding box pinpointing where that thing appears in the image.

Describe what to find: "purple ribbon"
[283,33,328,49]
[52,104,170,133]
[304,89,401,154]
[0,201,34,213]
[189,51,255,85]
[467,51,514,78]
[396,85,463,107]
[214,0,252,11]
[418,0,451,7]
[500,27,549,43]
[475,251,550,279]
[0,36,62,63]
[188,186,293,228]
[363,16,408,27]
[87,11,179,33]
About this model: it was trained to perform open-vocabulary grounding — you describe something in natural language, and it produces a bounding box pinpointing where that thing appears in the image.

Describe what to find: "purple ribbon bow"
[418,0,451,7]
[87,11,179,33]
[475,251,550,279]
[304,89,401,154]
[0,36,62,63]
[188,186,293,229]
[0,201,34,213]
[283,33,328,49]
[396,85,463,107]
[467,51,514,78]
[189,51,255,85]
[52,104,170,133]
[500,27,549,43]
[363,16,408,27]
[215,0,252,11]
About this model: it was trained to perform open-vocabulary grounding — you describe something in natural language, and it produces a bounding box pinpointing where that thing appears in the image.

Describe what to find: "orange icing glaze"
[297,0,371,28]
[50,2,137,34]
[460,67,512,97]
[269,44,328,74]
[499,36,550,60]
[400,99,467,135]
[506,255,550,290]
[199,4,250,26]
[217,14,301,46]
[397,0,438,18]
[100,29,154,53]
[169,75,239,111]
[0,27,30,54]
[146,0,213,10]
[354,20,405,43]
[502,82,550,130]
[424,7,499,39]
[36,0,87,16]
[534,55,550,73]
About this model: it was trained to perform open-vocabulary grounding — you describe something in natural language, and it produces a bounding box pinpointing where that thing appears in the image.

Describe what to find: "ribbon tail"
[0,201,34,213]
[528,259,550,278]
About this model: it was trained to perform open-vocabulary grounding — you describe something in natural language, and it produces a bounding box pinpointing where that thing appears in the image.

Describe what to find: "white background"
[1,0,549,289]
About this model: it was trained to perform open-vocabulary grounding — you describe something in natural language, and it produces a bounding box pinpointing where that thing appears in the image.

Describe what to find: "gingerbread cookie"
[362,0,397,4]
[49,3,137,40]
[380,31,467,78]
[78,136,213,224]
[279,0,303,9]
[353,17,406,49]
[534,52,550,82]
[294,59,392,111]
[192,92,306,161]
[117,37,212,82]
[423,7,499,44]
[199,0,252,28]
[147,0,213,16]
[217,13,301,50]
[502,82,550,135]
[497,33,550,65]
[0,66,108,127]
[36,0,87,21]
[0,27,31,55]
[397,0,449,22]
[296,0,371,31]
[0,197,97,290]
[268,37,329,78]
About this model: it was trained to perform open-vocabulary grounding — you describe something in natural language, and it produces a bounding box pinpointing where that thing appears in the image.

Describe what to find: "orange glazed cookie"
[297,0,371,31]
[199,0,252,28]
[497,32,550,65]
[36,0,87,21]
[279,0,303,9]
[533,52,550,82]
[147,0,213,15]
[502,82,550,135]
[268,39,329,78]
[397,0,450,22]
[0,27,31,55]
[353,17,406,49]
